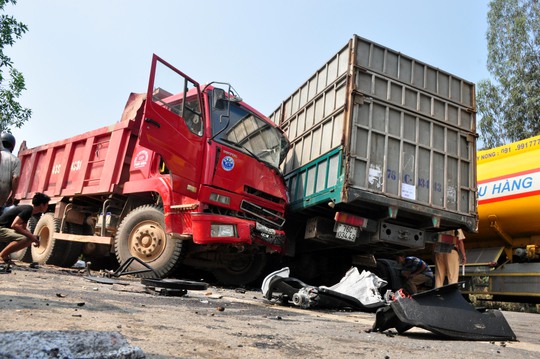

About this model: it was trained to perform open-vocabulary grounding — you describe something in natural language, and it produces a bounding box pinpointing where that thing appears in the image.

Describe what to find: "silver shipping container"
[270,35,477,232]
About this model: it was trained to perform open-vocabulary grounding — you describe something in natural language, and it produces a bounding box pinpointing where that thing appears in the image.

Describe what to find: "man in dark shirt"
[0,192,50,264]
[397,255,434,295]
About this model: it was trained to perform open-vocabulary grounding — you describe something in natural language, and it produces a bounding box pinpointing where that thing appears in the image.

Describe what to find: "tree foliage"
[0,0,30,132]
[478,0,540,149]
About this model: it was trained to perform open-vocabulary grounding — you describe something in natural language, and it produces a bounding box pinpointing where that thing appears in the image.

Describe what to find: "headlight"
[209,193,231,205]
[211,224,236,237]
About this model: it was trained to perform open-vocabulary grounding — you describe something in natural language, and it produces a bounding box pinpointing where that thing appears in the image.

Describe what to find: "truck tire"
[82,243,118,270]
[31,213,63,265]
[54,222,84,268]
[212,253,268,286]
[114,205,183,278]
[31,214,82,266]
[376,259,403,293]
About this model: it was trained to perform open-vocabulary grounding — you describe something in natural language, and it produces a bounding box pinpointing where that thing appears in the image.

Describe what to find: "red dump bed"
[15,118,139,201]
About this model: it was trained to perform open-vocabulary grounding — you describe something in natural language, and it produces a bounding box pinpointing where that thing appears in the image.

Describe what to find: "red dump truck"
[11,55,290,285]
[464,135,540,301]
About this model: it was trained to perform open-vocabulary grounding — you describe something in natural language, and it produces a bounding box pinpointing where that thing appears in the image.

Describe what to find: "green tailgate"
[286,147,344,211]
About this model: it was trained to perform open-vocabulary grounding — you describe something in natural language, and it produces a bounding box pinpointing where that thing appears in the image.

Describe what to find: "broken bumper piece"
[372,283,517,341]
[261,267,386,311]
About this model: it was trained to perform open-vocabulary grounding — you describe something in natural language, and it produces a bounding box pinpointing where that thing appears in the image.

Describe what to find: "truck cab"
[125,55,291,284]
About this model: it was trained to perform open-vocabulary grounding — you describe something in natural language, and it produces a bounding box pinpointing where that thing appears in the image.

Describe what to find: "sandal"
[1,257,15,265]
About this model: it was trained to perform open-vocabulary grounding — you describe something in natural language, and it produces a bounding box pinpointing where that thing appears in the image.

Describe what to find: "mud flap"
[372,283,517,341]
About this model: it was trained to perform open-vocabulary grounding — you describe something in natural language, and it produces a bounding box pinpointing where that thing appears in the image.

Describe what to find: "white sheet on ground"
[323,267,387,307]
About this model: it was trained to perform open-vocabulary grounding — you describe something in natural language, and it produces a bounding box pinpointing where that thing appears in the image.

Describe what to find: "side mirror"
[212,88,226,110]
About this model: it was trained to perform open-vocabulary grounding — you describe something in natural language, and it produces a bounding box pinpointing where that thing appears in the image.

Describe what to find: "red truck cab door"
[139,54,205,198]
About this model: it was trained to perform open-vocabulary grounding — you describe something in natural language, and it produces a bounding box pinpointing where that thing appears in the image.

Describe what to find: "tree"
[478,0,540,149]
[0,0,30,133]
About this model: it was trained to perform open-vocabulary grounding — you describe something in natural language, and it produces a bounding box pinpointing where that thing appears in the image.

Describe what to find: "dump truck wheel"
[31,213,62,264]
[31,214,82,266]
[54,222,84,268]
[114,205,183,278]
[212,253,268,286]
[83,243,118,270]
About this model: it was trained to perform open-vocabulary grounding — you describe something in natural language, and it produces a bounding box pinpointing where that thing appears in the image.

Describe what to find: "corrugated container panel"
[353,36,476,131]
[349,96,474,213]
[355,69,475,132]
[354,36,475,110]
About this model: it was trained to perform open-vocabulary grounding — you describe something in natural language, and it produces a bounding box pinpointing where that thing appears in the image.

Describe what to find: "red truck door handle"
[144,118,161,128]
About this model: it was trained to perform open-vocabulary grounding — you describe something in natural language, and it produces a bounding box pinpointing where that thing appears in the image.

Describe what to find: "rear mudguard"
[372,283,517,341]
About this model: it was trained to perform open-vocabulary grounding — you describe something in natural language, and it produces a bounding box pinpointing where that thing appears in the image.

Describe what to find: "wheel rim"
[128,220,166,261]
[34,224,51,256]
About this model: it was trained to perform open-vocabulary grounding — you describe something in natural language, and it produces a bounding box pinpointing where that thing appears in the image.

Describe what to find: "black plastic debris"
[372,283,517,341]
[142,278,208,297]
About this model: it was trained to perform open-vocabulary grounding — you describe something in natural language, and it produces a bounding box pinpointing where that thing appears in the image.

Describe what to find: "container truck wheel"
[375,259,402,293]
[31,213,80,266]
[114,205,183,278]
[211,253,268,286]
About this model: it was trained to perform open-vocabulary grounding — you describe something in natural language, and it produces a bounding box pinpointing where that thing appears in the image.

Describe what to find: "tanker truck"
[463,135,540,301]
[269,35,478,288]
[10,55,290,285]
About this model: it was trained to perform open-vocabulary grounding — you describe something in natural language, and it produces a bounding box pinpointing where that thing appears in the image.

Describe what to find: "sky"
[5,0,490,150]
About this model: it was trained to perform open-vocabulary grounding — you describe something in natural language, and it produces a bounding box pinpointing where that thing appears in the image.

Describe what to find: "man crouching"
[0,192,51,264]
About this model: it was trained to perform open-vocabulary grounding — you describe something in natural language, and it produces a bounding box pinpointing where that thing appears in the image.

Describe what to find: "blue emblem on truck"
[222,156,235,171]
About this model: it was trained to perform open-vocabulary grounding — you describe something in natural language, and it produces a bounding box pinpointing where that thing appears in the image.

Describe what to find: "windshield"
[210,95,289,169]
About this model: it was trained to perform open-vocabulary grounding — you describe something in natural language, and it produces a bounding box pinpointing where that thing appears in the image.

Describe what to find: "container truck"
[269,35,478,287]
[10,55,290,285]
[463,135,540,301]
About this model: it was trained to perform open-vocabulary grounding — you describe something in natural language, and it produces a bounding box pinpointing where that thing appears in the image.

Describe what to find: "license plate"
[335,223,357,242]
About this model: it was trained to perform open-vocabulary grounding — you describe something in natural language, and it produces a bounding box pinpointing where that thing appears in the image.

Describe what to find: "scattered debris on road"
[261,267,387,310]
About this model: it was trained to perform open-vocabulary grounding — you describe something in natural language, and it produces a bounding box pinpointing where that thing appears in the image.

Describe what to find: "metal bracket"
[83,257,159,285]
[488,215,514,247]
[107,256,159,279]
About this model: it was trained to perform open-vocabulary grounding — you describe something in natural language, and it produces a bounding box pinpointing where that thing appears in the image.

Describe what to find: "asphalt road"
[0,264,539,358]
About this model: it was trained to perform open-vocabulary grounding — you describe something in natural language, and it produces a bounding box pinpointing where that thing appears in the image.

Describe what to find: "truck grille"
[240,200,285,228]
[244,186,285,205]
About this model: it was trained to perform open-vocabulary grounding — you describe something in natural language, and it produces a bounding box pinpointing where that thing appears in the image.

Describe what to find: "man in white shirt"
[0,132,21,210]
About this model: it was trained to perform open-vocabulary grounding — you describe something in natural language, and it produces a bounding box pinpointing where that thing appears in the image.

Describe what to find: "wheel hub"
[130,222,165,260]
